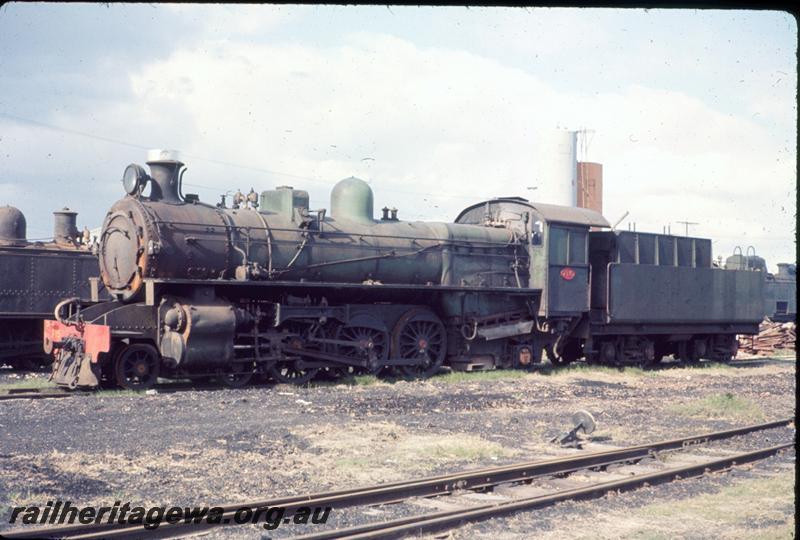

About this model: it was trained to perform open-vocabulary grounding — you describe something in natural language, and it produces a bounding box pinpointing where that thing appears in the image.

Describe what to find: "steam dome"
[0,205,27,246]
[331,177,374,223]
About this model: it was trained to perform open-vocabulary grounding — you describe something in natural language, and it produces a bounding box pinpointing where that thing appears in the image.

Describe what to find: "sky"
[0,4,796,268]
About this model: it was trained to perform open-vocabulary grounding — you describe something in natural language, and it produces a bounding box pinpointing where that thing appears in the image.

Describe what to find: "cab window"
[569,230,587,264]
[549,226,587,265]
[549,227,568,265]
[531,220,543,246]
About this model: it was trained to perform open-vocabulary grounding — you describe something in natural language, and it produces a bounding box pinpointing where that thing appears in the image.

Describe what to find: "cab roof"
[456,197,610,228]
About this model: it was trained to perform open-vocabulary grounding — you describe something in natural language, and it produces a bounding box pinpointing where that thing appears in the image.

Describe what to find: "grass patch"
[749,519,796,540]
[312,363,665,388]
[338,433,512,469]
[433,369,530,383]
[669,392,765,422]
[349,374,380,386]
[682,361,734,371]
[316,369,531,388]
[334,456,371,469]
[562,470,795,539]
[0,377,55,392]
[312,374,381,388]
[414,434,512,462]
[537,362,655,378]
[307,422,516,484]
[93,389,142,398]
[421,438,509,460]
[638,470,794,524]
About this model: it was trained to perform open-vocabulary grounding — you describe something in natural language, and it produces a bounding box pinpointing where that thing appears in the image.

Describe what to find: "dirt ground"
[0,357,795,539]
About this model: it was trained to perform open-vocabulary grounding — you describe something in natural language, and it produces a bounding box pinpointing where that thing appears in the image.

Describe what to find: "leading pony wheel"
[268,362,319,385]
[218,362,254,388]
[114,343,160,390]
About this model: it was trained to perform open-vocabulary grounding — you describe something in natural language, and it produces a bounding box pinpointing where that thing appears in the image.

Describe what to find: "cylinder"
[53,208,78,245]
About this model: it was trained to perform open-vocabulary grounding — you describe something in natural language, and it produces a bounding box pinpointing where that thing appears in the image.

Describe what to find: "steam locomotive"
[0,206,100,369]
[725,250,796,322]
[45,150,764,390]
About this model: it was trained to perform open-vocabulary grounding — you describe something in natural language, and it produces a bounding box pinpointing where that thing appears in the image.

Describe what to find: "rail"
[2,418,792,539]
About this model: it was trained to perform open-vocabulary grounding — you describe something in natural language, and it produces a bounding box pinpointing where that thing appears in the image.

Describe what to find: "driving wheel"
[392,308,446,378]
[336,324,389,376]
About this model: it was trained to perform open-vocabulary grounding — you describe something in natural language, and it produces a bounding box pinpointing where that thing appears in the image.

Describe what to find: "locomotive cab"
[455,199,609,318]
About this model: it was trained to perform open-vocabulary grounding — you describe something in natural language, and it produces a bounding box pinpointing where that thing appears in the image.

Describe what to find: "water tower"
[533,129,577,206]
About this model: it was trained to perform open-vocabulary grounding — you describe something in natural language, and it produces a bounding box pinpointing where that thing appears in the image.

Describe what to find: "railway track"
[3,418,793,540]
[727,357,795,367]
[295,443,792,540]
[0,387,80,401]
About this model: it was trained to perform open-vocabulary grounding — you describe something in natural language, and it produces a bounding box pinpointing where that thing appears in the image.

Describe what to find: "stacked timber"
[738,319,796,355]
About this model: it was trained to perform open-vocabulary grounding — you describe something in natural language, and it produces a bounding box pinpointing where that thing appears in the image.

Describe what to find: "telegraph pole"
[676,220,699,236]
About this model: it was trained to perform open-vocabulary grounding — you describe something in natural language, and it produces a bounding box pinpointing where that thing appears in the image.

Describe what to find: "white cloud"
[161,4,303,37]
[122,33,794,220]
[5,13,795,266]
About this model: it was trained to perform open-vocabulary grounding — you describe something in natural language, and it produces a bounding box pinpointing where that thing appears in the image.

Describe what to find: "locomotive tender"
[45,150,765,389]
[0,205,100,368]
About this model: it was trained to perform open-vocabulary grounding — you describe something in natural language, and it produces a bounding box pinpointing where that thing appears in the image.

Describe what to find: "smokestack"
[146,149,184,203]
[53,207,78,245]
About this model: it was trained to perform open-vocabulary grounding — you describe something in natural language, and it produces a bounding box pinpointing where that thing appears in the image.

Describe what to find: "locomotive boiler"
[45,150,765,390]
[102,158,523,301]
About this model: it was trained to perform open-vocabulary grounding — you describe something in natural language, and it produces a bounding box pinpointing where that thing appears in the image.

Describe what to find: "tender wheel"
[718,337,739,363]
[336,324,389,376]
[689,338,707,363]
[218,362,254,388]
[675,341,688,362]
[678,338,705,364]
[114,343,160,390]
[638,339,656,368]
[676,340,701,364]
[600,341,617,365]
[392,308,446,378]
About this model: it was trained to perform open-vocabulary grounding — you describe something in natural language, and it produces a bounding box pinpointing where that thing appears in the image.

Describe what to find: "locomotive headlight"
[122,164,148,195]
